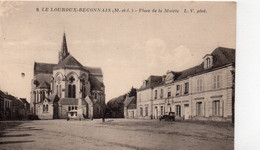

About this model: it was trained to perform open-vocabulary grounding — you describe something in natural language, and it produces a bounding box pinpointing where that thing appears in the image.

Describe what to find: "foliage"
[106,87,137,118]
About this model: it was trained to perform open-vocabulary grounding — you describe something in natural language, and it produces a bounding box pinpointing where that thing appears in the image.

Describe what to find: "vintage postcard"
[0,1,235,150]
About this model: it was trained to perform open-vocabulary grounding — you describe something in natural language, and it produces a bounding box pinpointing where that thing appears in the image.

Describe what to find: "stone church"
[30,33,105,120]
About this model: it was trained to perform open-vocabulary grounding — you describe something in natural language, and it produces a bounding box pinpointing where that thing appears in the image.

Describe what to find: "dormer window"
[165,71,174,84]
[206,58,211,67]
[203,55,213,69]
[143,80,147,87]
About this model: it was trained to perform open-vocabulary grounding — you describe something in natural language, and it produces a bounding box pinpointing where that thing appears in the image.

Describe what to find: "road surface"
[0,119,234,150]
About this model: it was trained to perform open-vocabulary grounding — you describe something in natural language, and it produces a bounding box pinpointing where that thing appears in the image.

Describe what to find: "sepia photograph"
[0,1,237,150]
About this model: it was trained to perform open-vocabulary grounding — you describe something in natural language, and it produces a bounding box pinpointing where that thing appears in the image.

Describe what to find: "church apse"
[30,32,105,120]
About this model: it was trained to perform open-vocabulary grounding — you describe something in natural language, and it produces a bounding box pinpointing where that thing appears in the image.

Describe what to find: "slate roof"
[174,47,235,81]
[138,47,235,90]
[46,94,59,103]
[33,54,104,90]
[124,96,136,109]
[36,81,50,89]
[59,98,87,105]
[84,66,103,76]
[34,73,52,89]
[138,75,164,91]
[34,62,56,75]
[89,75,104,91]
[0,90,19,103]
[20,98,29,105]
[0,90,6,99]
[54,54,84,70]
[34,62,103,76]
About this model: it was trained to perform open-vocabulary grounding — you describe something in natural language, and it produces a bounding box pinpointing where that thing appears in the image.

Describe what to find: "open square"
[0,119,233,150]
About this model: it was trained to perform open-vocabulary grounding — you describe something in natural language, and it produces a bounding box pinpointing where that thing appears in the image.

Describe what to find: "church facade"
[30,33,105,120]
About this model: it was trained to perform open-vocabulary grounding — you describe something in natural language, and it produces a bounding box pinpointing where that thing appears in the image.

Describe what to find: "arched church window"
[56,85,58,95]
[36,91,38,103]
[56,76,62,97]
[40,91,43,101]
[43,104,48,112]
[68,76,76,98]
[33,91,36,102]
[72,85,76,98]
[43,91,45,100]
[81,78,86,98]
[68,85,71,98]
[59,85,61,98]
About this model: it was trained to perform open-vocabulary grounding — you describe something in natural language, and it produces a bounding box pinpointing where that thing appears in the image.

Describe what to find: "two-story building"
[136,47,235,122]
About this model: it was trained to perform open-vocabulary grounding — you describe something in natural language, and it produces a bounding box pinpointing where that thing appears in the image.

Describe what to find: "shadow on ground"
[0,140,34,145]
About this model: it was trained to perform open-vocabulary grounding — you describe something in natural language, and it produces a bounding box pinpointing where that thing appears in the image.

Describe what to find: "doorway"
[154,107,158,119]
[184,104,190,120]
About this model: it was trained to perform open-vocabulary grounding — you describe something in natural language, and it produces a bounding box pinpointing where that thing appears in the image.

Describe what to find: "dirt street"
[0,119,233,150]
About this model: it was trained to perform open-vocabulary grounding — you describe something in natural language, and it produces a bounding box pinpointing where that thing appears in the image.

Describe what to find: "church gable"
[54,55,84,70]
[34,74,52,88]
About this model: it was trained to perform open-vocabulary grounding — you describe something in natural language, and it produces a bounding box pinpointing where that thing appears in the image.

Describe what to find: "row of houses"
[124,47,235,122]
[0,90,30,120]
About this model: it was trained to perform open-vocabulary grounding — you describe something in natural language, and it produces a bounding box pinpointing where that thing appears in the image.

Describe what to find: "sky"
[0,1,236,103]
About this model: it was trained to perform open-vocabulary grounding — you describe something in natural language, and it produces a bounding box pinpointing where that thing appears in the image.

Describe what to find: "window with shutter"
[196,102,203,116]
[212,100,220,116]
[213,75,221,90]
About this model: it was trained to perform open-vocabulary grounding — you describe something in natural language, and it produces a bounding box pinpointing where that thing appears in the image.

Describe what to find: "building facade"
[136,47,235,122]
[30,33,105,120]
[0,91,13,120]
[0,90,30,120]
[124,95,137,119]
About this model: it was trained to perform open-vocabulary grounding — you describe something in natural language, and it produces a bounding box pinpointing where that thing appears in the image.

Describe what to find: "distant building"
[124,95,137,118]
[0,91,30,120]
[11,96,26,120]
[0,90,13,120]
[30,33,105,119]
[20,98,30,118]
[136,47,235,122]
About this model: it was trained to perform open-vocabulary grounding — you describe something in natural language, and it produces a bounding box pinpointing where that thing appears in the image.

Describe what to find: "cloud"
[130,38,200,77]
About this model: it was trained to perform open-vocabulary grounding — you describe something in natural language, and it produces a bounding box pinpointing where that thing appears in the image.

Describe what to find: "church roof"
[34,62,56,75]
[61,33,69,56]
[34,73,52,89]
[89,74,104,91]
[36,81,50,89]
[84,66,103,76]
[59,98,87,105]
[54,54,84,70]
[47,94,59,103]
[34,62,103,77]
